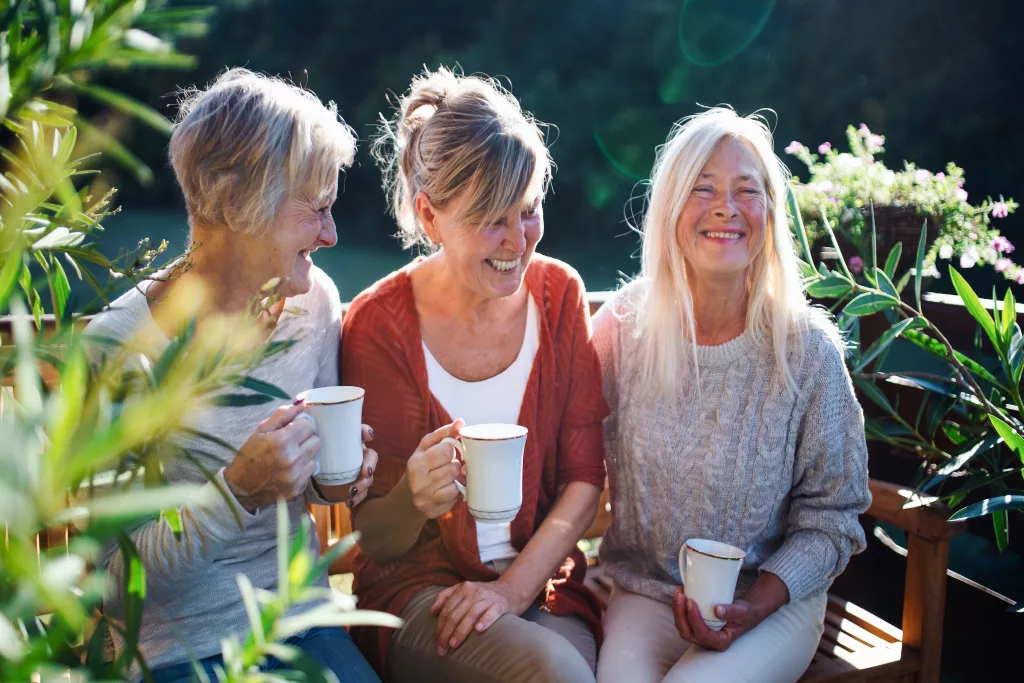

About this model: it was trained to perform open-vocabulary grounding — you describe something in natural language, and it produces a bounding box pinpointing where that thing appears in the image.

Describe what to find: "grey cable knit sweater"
[594,280,871,604]
[83,266,341,677]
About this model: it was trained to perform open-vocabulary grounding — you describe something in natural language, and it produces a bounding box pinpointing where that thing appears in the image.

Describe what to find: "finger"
[437,592,474,653]
[416,419,465,456]
[714,602,750,626]
[423,460,462,491]
[419,438,463,472]
[687,598,726,651]
[284,414,317,444]
[450,599,492,649]
[361,447,378,480]
[431,481,460,506]
[475,601,506,633]
[296,434,322,466]
[430,585,459,615]
[673,589,694,642]
[259,400,305,432]
[362,424,375,443]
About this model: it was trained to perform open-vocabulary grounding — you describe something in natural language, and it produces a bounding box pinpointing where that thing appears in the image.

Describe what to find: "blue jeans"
[149,627,380,683]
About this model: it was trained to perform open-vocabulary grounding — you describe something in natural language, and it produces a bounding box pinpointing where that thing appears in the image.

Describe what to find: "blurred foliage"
[1,2,393,680]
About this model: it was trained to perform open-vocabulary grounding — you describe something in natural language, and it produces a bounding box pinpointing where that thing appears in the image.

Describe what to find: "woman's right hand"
[406,419,465,520]
[224,400,320,513]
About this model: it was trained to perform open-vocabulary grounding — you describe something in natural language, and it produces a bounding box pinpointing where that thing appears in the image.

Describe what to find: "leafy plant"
[1,3,396,680]
[791,188,1024,551]
[787,123,1020,284]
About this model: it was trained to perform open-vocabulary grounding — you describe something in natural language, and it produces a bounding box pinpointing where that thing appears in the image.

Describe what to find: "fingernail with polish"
[368,427,375,439]
[350,486,358,497]
[367,467,374,477]
[292,398,304,405]
[346,500,354,509]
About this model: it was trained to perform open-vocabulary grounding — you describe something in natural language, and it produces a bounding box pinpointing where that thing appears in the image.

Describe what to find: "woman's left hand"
[315,424,378,507]
[429,579,527,656]
[672,572,789,652]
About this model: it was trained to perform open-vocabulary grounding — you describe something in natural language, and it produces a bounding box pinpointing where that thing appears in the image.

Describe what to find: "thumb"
[259,399,306,432]
[418,418,465,452]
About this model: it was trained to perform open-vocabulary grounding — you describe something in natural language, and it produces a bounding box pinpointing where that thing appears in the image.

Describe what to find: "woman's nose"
[504,216,527,252]
[318,214,338,248]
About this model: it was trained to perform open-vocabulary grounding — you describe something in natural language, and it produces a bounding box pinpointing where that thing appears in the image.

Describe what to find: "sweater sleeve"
[102,469,258,612]
[340,295,426,508]
[593,294,622,446]
[759,335,872,601]
[554,274,608,489]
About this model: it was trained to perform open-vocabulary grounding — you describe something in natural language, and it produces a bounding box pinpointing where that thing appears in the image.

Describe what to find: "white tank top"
[422,294,540,564]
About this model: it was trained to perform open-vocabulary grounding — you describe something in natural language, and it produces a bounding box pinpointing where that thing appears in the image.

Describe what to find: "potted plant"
[792,191,1023,552]
[786,124,1020,285]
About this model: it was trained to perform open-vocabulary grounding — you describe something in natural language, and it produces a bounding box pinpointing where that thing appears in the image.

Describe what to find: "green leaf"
[71,81,172,135]
[805,274,854,299]
[869,202,878,274]
[0,243,25,313]
[953,350,1005,390]
[915,221,927,310]
[1001,288,1016,342]
[211,393,277,408]
[53,484,201,524]
[787,185,815,266]
[114,532,146,673]
[935,433,1001,476]
[992,509,1009,552]
[853,317,919,372]
[949,495,1024,521]
[873,268,900,300]
[278,500,290,605]
[989,415,1024,462]
[51,254,70,319]
[949,267,1000,352]
[238,375,291,400]
[260,643,334,683]
[844,292,899,317]
[236,574,265,645]
[821,214,853,280]
[883,243,902,281]
[163,508,183,539]
[854,377,898,416]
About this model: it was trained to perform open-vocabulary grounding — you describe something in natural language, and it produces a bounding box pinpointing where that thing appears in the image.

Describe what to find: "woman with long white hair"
[593,107,871,683]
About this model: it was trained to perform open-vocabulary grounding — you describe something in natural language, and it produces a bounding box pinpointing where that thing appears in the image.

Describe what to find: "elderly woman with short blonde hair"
[594,108,871,683]
[85,68,380,683]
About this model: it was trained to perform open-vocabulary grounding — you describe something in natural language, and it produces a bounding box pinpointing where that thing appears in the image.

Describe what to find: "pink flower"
[992,201,1009,218]
[1017,271,1024,285]
[936,172,946,181]
[992,235,1015,253]
[849,256,864,274]
[955,188,969,202]
[996,258,1012,273]
[818,142,832,154]
[859,123,871,135]
[868,134,885,148]
[785,141,805,155]
[915,169,931,183]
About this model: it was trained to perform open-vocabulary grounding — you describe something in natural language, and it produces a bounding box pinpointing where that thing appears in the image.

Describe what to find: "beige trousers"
[386,581,597,683]
[597,584,825,683]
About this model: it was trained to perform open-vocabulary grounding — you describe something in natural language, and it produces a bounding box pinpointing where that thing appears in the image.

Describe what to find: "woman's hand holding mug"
[406,420,465,520]
[225,399,320,513]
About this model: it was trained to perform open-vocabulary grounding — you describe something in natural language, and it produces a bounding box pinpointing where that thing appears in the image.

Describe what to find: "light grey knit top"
[83,266,341,676]
[594,280,871,604]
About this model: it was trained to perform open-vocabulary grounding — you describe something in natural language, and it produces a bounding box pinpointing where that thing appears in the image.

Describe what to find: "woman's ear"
[414,191,441,246]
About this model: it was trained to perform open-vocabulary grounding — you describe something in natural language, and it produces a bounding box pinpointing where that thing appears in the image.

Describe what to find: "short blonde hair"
[373,66,552,249]
[634,107,827,397]
[170,68,356,235]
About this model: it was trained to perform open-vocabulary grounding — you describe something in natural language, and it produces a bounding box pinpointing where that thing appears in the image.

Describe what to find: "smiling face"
[253,184,339,297]
[676,136,768,284]
[421,187,544,301]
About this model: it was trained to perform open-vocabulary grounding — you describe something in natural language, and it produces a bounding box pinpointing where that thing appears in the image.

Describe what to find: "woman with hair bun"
[342,67,606,683]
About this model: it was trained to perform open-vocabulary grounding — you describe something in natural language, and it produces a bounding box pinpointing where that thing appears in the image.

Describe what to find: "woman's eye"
[693,186,713,194]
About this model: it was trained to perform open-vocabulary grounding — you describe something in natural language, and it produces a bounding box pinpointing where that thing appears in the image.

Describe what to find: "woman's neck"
[413,252,525,330]
[689,272,748,346]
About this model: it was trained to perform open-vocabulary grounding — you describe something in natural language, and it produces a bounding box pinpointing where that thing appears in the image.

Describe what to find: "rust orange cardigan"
[340,254,608,675]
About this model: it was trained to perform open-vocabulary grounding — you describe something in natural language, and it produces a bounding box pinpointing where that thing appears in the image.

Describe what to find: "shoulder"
[526,253,586,302]
[294,265,343,323]
[345,266,413,324]
[593,277,647,333]
[83,286,150,341]
[793,307,850,384]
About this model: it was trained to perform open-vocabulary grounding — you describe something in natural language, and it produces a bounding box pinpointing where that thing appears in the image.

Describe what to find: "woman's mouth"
[700,231,744,241]
[486,256,522,272]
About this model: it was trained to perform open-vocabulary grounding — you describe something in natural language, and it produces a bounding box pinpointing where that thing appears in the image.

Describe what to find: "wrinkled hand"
[407,420,465,520]
[672,578,783,652]
[314,424,378,507]
[430,579,527,656]
[224,400,320,513]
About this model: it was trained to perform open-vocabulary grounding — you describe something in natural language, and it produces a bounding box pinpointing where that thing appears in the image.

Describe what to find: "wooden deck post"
[901,534,950,683]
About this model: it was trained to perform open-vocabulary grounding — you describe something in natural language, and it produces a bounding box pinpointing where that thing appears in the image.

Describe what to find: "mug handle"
[440,436,466,498]
[680,544,688,589]
[295,412,320,476]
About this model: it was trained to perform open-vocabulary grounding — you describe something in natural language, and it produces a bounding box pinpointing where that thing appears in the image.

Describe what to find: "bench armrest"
[866,478,965,542]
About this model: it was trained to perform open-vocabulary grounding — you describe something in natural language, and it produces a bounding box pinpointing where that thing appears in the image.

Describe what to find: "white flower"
[939,244,954,260]
[959,246,979,268]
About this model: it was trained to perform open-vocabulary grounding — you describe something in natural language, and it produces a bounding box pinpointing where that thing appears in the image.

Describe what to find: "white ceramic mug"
[441,423,527,524]
[297,386,365,486]
[679,538,746,631]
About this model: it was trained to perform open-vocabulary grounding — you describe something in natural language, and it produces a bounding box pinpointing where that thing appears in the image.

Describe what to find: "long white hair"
[634,107,820,398]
